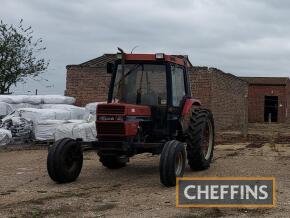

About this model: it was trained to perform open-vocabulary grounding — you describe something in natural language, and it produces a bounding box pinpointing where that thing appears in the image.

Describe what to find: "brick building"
[190,67,248,131]
[240,77,290,123]
[66,54,248,131]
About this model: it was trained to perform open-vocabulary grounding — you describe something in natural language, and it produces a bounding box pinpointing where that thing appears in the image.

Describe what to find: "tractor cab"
[105,52,192,138]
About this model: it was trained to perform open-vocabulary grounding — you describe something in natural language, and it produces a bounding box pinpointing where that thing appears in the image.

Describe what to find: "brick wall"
[189,67,212,108]
[190,67,248,131]
[66,65,248,131]
[66,66,110,106]
[286,82,290,123]
[210,69,248,131]
[247,85,287,123]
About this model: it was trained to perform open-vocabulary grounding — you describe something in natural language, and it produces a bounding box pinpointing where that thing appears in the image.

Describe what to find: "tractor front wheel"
[159,140,186,187]
[47,138,83,183]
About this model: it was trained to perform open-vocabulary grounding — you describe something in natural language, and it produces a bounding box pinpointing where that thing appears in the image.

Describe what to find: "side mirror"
[107,62,114,74]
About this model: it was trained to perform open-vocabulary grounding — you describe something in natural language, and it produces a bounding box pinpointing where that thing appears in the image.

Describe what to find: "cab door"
[170,64,187,108]
[167,64,188,135]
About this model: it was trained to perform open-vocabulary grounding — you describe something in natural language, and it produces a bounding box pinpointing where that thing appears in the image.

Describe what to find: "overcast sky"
[1,0,290,94]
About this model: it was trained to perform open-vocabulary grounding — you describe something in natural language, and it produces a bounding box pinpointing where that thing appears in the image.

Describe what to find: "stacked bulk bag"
[0,102,14,118]
[0,129,12,146]
[1,112,33,143]
[0,97,105,144]
[0,95,42,105]
[18,108,72,122]
[34,120,68,141]
[41,104,86,120]
[0,95,75,105]
[17,108,72,141]
[0,95,25,104]
[54,121,97,142]
[1,116,33,139]
[85,102,106,120]
[40,95,75,105]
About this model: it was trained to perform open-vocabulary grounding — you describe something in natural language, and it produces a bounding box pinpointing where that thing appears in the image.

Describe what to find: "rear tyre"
[99,155,128,169]
[47,138,83,183]
[159,140,186,187]
[185,108,215,170]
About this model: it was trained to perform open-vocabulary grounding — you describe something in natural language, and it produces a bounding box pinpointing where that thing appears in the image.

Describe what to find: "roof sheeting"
[80,54,117,67]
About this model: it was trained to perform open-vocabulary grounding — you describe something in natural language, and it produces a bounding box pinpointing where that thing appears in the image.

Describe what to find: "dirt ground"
[0,142,289,218]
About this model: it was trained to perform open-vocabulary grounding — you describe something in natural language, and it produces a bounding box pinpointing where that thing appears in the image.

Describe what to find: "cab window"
[171,65,186,106]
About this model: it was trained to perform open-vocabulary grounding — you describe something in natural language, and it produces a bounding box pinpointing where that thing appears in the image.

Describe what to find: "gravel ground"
[0,143,289,218]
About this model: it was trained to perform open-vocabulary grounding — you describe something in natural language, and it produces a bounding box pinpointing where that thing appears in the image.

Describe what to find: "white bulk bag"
[85,102,106,116]
[40,95,75,105]
[0,102,14,117]
[22,95,42,104]
[10,103,41,110]
[0,95,13,103]
[18,108,71,122]
[54,121,97,142]
[0,95,75,105]
[34,120,68,141]
[41,104,86,120]
[0,95,41,104]
[0,95,25,104]
[0,129,12,146]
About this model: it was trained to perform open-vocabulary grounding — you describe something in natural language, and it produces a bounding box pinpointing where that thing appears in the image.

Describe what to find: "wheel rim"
[175,152,183,176]
[202,120,214,160]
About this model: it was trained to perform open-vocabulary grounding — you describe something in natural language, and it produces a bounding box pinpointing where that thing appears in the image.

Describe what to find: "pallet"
[32,140,54,147]
[11,137,32,145]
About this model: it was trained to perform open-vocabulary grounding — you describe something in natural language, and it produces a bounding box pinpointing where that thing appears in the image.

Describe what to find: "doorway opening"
[264,96,278,122]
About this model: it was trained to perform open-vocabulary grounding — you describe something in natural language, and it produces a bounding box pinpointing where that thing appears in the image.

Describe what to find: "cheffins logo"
[176,177,276,208]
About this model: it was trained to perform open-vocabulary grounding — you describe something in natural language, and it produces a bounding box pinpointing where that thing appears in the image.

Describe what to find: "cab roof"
[121,53,187,67]
[67,53,193,68]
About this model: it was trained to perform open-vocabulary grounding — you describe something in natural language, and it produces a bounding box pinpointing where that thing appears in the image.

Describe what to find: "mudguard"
[181,98,201,116]
[180,98,201,131]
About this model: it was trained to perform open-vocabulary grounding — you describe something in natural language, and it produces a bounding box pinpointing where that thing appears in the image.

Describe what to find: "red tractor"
[47,49,215,187]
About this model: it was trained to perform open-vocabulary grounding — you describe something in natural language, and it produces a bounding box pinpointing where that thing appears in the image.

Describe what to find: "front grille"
[97,105,125,115]
[97,122,125,135]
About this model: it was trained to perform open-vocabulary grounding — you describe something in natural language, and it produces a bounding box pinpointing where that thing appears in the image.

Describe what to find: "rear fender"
[181,98,201,116]
[180,98,201,131]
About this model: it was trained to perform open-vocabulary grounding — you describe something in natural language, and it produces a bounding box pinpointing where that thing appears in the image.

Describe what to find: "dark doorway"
[264,96,278,122]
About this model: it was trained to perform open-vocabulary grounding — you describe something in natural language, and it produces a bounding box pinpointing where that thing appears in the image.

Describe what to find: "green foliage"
[0,19,49,94]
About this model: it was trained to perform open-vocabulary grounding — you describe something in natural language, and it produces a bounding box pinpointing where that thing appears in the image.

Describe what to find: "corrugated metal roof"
[240,77,290,85]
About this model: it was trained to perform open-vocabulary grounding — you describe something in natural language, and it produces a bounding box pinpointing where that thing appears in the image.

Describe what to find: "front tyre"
[159,140,186,187]
[185,108,215,170]
[47,138,83,183]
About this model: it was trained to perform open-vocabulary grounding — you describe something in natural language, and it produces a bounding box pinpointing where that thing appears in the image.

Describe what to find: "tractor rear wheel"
[159,140,186,187]
[47,138,83,183]
[99,155,128,169]
[185,108,214,170]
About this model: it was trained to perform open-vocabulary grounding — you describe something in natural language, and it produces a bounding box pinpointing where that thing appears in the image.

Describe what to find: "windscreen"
[112,64,167,106]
